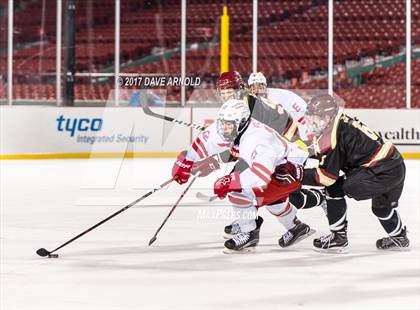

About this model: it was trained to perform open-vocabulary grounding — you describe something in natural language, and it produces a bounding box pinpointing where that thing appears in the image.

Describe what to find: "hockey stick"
[36,178,174,258]
[149,174,199,246]
[137,94,218,200]
[135,92,218,200]
[135,92,205,131]
[195,192,218,202]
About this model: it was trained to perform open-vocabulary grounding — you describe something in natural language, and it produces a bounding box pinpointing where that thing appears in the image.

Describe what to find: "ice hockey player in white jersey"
[248,72,308,139]
[171,99,314,253]
[247,72,327,219]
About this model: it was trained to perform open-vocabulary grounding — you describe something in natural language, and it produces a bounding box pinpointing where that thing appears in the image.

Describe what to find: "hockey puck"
[48,254,59,258]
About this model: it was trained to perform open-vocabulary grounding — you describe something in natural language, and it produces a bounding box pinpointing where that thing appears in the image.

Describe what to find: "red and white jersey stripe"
[238,118,307,189]
[191,136,208,159]
[186,122,231,162]
[250,162,272,184]
[185,117,308,192]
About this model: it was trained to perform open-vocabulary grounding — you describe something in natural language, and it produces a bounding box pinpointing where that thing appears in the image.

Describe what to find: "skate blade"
[313,245,349,254]
[223,247,256,254]
[376,246,410,252]
[279,229,316,248]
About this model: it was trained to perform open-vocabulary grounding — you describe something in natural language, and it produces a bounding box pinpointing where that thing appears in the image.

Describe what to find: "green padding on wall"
[346,51,420,79]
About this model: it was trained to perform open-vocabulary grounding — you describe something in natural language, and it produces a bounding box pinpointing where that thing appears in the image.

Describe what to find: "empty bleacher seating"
[1,0,418,107]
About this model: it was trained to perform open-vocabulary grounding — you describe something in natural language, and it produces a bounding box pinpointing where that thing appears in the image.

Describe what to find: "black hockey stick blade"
[138,95,161,117]
[36,248,50,257]
[148,236,157,246]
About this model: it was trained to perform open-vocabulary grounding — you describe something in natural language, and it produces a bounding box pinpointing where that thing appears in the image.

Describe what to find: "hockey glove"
[172,151,193,184]
[191,156,220,177]
[274,162,304,184]
[214,172,242,199]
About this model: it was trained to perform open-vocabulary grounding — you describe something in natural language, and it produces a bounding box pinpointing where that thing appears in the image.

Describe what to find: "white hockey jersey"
[267,88,308,138]
[186,118,308,189]
[267,88,307,123]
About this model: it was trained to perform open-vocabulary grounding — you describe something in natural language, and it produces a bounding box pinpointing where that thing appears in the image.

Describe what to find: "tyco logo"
[56,115,103,137]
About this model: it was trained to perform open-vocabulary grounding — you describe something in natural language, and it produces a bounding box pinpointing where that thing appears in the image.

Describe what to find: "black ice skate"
[376,226,410,251]
[223,227,260,254]
[224,216,264,239]
[313,225,349,254]
[278,218,315,248]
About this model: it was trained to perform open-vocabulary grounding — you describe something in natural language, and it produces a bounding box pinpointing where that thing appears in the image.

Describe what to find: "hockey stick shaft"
[137,94,220,201]
[138,96,218,202]
[139,95,205,131]
[149,174,199,246]
[36,178,174,257]
[195,192,218,202]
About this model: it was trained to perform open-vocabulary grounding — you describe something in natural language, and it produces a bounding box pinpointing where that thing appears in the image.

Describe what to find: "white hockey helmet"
[248,72,267,98]
[248,72,267,86]
[217,99,251,142]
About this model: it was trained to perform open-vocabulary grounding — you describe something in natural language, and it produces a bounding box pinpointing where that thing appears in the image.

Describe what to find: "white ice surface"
[1,158,419,310]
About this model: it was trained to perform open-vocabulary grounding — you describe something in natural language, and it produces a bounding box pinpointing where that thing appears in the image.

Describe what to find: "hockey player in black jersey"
[302,94,409,253]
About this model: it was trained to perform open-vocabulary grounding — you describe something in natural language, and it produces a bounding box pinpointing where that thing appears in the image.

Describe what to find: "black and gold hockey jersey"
[245,95,298,141]
[303,113,402,187]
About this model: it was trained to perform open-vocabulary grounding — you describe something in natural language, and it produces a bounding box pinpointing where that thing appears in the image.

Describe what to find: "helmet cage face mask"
[305,94,339,137]
[217,99,250,142]
[217,119,238,142]
[306,113,332,136]
[249,83,267,98]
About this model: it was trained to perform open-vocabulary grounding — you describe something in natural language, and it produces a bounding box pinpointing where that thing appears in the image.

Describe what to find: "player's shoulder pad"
[260,96,278,110]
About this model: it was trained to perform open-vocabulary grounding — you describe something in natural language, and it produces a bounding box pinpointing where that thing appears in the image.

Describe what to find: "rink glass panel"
[413,0,420,108]
[333,0,407,108]
[224,2,253,88]
[1,0,417,107]
[185,1,224,106]
[72,0,115,103]
[258,0,328,92]
[11,0,58,102]
[120,1,192,105]
[0,0,7,102]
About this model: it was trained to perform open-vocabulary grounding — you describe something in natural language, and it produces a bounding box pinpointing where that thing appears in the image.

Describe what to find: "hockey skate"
[224,216,264,239]
[376,226,410,251]
[313,225,349,254]
[278,218,315,248]
[223,228,260,254]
